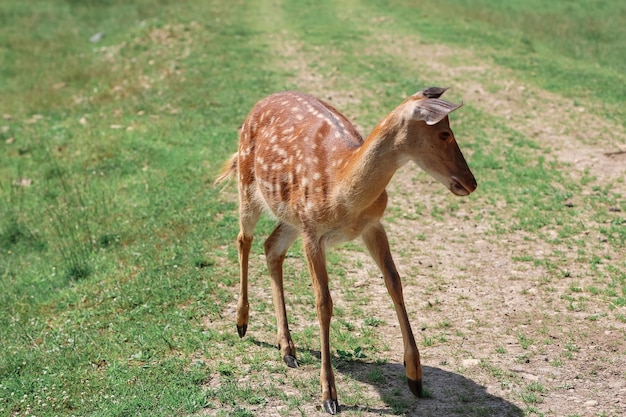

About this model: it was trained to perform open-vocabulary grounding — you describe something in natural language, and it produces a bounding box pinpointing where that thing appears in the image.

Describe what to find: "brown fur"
[218,88,476,413]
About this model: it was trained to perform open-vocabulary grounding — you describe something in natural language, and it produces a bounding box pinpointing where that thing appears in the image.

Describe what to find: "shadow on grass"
[250,338,523,416]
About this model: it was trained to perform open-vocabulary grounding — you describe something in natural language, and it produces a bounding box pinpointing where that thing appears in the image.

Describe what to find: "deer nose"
[467,176,478,192]
[450,175,477,196]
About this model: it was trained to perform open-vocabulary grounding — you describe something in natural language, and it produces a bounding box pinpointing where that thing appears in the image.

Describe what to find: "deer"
[215,87,477,414]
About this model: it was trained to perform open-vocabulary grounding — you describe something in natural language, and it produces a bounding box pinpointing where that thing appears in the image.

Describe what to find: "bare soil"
[382,76,626,414]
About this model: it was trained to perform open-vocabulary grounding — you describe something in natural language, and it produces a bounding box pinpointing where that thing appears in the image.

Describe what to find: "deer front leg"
[264,223,299,368]
[303,236,339,415]
[362,223,423,398]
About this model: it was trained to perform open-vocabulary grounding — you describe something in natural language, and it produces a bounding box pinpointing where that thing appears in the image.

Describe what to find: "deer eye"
[439,131,451,141]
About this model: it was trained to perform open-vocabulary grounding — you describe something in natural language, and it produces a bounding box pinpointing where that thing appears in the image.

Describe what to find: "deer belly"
[255,170,301,221]
[256,169,338,227]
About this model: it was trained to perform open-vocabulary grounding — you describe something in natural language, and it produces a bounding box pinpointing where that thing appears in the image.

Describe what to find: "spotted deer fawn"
[216,87,477,414]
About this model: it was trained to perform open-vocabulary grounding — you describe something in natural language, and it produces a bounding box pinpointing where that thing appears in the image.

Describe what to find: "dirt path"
[221,9,626,415]
[287,39,623,417]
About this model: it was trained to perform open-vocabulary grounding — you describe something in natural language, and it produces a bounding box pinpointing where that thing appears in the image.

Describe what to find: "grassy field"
[1,0,625,416]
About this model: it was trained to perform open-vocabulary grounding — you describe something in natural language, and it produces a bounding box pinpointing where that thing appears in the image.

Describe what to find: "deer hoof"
[236,324,247,338]
[323,399,339,415]
[283,355,298,368]
[407,377,423,398]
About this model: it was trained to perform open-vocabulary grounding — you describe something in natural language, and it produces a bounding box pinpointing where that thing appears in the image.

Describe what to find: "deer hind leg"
[264,222,299,368]
[303,235,339,415]
[235,194,262,338]
[362,222,423,398]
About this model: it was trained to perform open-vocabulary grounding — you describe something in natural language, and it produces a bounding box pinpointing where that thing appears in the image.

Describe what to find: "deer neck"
[337,112,411,210]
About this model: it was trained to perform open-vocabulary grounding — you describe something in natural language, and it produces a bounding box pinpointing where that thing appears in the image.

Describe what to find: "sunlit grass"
[1,0,624,415]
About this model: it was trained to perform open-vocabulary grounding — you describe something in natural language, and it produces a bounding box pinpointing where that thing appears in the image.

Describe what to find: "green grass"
[1,0,625,415]
[375,0,626,125]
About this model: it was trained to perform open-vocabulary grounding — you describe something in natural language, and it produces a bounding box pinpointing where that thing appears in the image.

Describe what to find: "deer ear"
[412,99,463,125]
[413,86,449,99]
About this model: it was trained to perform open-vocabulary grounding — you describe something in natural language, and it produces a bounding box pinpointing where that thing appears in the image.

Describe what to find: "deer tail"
[214,152,238,185]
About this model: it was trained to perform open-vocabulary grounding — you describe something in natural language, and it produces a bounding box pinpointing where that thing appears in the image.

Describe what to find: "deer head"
[400,87,477,196]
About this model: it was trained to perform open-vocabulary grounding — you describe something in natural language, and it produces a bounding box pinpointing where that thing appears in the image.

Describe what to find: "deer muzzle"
[450,174,477,196]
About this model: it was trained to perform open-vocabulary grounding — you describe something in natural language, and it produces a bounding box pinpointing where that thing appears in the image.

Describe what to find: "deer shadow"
[251,339,523,416]
[335,360,524,417]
